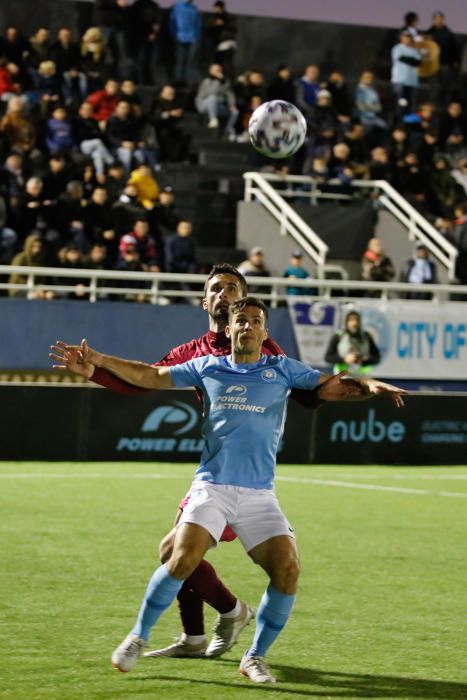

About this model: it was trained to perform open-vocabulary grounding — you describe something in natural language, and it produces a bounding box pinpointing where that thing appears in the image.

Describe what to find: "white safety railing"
[243,171,329,277]
[243,171,459,280]
[1,265,466,308]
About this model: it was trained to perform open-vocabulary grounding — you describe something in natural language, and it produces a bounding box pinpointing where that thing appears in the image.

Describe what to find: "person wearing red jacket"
[86,78,119,123]
[53,263,324,659]
[0,58,20,99]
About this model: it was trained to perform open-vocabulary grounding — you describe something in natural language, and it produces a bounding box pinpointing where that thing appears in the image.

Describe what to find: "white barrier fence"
[1,265,467,307]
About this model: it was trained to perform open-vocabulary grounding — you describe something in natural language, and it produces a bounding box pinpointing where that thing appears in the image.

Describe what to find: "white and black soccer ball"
[248,100,307,159]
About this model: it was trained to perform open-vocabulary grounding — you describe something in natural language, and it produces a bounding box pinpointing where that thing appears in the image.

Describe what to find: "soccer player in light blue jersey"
[51,297,406,683]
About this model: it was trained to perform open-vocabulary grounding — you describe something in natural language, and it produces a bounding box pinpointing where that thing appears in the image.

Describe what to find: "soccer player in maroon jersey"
[53,263,325,659]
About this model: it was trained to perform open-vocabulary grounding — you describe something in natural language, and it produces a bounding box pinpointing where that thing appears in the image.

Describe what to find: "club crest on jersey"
[262,369,276,381]
[225,384,247,395]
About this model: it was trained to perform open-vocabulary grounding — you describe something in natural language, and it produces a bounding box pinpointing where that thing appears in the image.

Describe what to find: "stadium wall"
[0,299,298,369]
[1,385,465,464]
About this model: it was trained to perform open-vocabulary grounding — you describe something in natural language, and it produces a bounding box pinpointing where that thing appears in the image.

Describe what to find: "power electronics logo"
[116,401,203,453]
[214,384,266,413]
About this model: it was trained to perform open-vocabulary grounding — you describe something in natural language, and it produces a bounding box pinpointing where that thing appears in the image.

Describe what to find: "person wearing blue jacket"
[169,0,202,85]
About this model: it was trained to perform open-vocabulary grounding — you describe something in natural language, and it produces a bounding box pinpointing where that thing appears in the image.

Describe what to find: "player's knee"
[159,531,175,563]
[272,554,300,594]
[166,550,198,580]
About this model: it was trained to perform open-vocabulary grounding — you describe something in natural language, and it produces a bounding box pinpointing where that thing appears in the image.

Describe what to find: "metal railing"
[1,265,466,307]
[243,171,329,277]
[243,171,459,280]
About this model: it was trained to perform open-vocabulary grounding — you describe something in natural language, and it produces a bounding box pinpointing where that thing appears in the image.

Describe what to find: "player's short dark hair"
[204,263,247,295]
[228,296,268,321]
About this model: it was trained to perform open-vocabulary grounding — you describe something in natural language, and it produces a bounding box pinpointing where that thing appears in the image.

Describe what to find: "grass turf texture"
[1,462,466,700]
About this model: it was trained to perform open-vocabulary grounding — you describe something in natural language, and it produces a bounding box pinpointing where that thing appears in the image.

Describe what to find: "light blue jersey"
[170,354,320,489]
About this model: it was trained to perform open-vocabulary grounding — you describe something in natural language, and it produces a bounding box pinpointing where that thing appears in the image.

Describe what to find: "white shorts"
[177,481,295,552]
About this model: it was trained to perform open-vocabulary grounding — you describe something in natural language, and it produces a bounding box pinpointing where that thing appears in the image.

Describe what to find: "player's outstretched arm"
[50,339,174,390]
[317,372,407,408]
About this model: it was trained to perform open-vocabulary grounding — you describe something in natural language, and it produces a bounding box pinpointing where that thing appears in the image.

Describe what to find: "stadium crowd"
[1,2,467,299]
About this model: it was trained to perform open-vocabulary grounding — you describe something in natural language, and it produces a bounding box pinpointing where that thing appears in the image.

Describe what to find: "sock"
[181,633,206,644]
[182,559,237,615]
[247,584,296,658]
[177,581,205,636]
[221,599,241,618]
[131,563,184,641]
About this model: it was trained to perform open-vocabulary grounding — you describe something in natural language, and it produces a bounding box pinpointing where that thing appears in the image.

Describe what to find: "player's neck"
[231,349,261,364]
[208,319,227,333]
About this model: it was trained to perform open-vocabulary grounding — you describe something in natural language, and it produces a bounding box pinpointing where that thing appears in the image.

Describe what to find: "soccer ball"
[248,100,307,159]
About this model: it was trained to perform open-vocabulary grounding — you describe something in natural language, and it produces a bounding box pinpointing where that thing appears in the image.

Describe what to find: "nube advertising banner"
[288,298,467,380]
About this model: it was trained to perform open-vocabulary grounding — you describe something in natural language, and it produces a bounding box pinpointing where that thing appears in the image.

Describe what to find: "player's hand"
[52,339,101,367]
[49,339,96,379]
[361,379,408,408]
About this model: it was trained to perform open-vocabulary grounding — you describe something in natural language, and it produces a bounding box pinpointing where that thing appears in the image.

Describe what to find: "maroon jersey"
[91,330,285,393]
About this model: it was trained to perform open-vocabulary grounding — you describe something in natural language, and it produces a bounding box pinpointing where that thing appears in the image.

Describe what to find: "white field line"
[0,471,466,497]
[276,476,467,498]
[310,473,467,480]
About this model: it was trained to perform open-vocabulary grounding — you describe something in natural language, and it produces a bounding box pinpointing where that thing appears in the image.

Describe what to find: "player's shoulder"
[262,336,286,356]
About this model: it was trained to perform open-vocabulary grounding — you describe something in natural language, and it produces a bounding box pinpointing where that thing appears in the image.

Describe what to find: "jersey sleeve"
[156,340,198,366]
[169,357,204,388]
[91,367,150,394]
[282,357,321,390]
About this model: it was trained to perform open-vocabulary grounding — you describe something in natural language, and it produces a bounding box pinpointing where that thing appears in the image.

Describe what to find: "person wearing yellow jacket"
[128,163,159,209]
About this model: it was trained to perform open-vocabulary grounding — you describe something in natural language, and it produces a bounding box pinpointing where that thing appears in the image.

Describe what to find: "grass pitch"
[1,462,466,700]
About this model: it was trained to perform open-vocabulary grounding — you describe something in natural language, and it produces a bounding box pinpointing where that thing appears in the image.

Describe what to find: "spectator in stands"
[115,238,147,303]
[14,176,53,241]
[80,26,111,93]
[195,63,237,135]
[430,154,463,217]
[325,70,352,125]
[57,243,88,300]
[451,157,467,194]
[0,58,20,101]
[0,193,17,263]
[361,237,395,294]
[438,101,467,159]
[42,154,70,201]
[105,161,126,203]
[391,31,421,118]
[0,27,30,83]
[74,101,114,179]
[28,27,51,69]
[148,185,180,239]
[112,183,145,236]
[324,309,380,375]
[399,243,438,299]
[237,246,270,293]
[450,203,467,286]
[283,250,314,296]
[119,217,161,272]
[151,84,190,162]
[106,99,149,175]
[50,26,82,76]
[206,1,237,82]
[54,179,87,243]
[85,242,111,299]
[128,162,159,209]
[327,142,352,179]
[164,218,196,274]
[416,128,439,170]
[389,125,409,184]
[0,152,25,197]
[32,60,61,115]
[235,69,266,130]
[426,11,459,107]
[401,11,422,42]
[267,65,295,103]
[367,146,393,182]
[45,106,75,154]
[398,151,430,214]
[86,78,119,124]
[169,0,202,86]
[354,70,387,137]
[0,96,38,163]
[84,185,117,260]
[8,232,55,300]
[308,89,339,146]
[343,121,369,168]
[296,64,321,120]
[126,0,162,85]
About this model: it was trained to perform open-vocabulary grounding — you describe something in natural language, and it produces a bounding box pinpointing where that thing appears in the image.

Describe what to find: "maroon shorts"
[179,492,237,542]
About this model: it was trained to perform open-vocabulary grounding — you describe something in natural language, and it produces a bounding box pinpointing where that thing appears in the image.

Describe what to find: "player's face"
[226,306,268,354]
[202,274,243,321]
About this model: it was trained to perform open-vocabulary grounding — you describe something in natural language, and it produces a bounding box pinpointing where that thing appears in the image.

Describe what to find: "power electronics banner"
[288,298,467,380]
